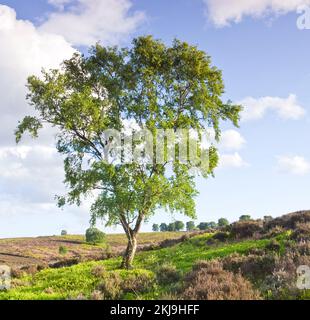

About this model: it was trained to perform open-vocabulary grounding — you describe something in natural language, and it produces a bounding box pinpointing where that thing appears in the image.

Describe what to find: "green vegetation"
[85,228,106,245]
[2,228,306,300]
[186,221,195,231]
[58,246,68,255]
[218,218,229,227]
[152,224,159,232]
[239,215,252,221]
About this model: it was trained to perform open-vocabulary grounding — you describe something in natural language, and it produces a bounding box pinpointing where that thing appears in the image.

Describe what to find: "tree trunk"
[121,234,137,269]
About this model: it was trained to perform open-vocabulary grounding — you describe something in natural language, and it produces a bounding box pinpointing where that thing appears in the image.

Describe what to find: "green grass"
[0,233,290,300]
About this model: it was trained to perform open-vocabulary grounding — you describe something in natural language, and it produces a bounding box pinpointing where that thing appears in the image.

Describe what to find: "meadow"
[0,211,309,300]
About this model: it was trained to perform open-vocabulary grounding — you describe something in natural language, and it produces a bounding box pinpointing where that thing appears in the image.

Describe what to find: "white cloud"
[0,4,146,236]
[0,6,75,217]
[239,94,306,122]
[219,152,249,169]
[220,130,246,150]
[41,0,145,46]
[0,5,75,140]
[48,0,72,10]
[204,0,310,27]
[277,155,310,175]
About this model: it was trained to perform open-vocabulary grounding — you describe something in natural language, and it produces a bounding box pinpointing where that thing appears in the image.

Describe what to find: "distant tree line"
[152,215,263,232]
[152,217,231,232]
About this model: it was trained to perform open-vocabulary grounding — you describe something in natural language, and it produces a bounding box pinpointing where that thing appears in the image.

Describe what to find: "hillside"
[0,232,187,271]
[0,211,309,300]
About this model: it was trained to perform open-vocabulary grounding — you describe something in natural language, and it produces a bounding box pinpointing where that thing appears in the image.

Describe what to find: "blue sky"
[0,0,310,237]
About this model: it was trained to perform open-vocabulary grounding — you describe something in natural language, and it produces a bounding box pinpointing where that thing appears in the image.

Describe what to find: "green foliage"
[174,221,185,231]
[239,215,252,221]
[160,223,168,232]
[197,222,208,230]
[58,246,68,255]
[15,35,241,266]
[156,263,181,285]
[167,222,176,232]
[85,228,106,245]
[15,116,42,143]
[197,221,217,231]
[218,218,229,227]
[152,224,159,232]
[186,221,195,231]
[61,230,68,236]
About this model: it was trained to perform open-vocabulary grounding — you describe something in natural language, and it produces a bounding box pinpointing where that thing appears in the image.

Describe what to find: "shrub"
[61,230,68,236]
[181,260,261,300]
[90,290,103,300]
[230,220,263,239]
[122,270,156,294]
[291,222,310,241]
[264,225,285,238]
[91,265,106,277]
[266,240,281,252]
[156,263,181,285]
[212,231,230,242]
[222,253,278,280]
[10,268,24,279]
[97,272,123,300]
[96,270,156,299]
[264,210,310,230]
[85,228,106,245]
[58,246,68,255]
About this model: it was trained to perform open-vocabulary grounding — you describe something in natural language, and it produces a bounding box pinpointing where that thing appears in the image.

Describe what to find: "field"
[0,232,186,270]
[0,211,309,300]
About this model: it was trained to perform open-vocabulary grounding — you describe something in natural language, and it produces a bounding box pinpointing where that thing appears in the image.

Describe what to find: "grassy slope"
[0,233,292,300]
[0,232,186,268]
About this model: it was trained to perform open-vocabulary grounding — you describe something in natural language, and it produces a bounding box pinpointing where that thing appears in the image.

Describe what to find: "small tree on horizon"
[239,215,252,221]
[168,222,176,232]
[152,224,159,232]
[160,223,168,232]
[218,218,229,227]
[16,36,241,268]
[197,222,208,231]
[186,221,195,231]
[175,221,185,231]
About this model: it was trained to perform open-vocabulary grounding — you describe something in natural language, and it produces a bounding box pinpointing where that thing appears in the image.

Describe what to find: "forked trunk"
[121,235,137,269]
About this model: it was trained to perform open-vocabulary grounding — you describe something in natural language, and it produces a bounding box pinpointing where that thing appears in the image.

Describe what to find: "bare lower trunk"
[121,235,137,269]
[120,211,145,269]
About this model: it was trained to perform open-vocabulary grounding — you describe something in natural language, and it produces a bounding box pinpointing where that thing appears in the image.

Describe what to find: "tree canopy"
[16,36,241,268]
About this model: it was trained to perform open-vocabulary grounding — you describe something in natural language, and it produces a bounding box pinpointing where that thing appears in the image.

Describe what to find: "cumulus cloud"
[0,5,75,143]
[220,130,246,151]
[204,0,310,27]
[41,0,146,46]
[201,129,248,169]
[0,5,79,236]
[277,155,310,175]
[239,94,306,122]
[218,152,249,169]
[0,3,146,236]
